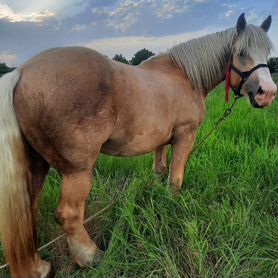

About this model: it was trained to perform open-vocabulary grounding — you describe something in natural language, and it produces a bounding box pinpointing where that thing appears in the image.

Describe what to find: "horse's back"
[14,47,117,173]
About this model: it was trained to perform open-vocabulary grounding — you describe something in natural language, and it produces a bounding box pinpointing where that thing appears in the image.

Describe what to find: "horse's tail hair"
[0,70,36,272]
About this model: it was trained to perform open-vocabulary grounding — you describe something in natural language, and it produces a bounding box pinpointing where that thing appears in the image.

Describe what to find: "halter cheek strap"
[225,53,269,103]
[225,64,232,102]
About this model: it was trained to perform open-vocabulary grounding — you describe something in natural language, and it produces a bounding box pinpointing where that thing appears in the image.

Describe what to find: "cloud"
[155,0,187,20]
[245,10,262,24]
[84,26,217,59]
[0,51,18,64]
[68,24,87,32]
[0,3,54,22]
[194,0,209,2]
[92,0,146,32]
[221,2,236,19]
[92,0,146,17]
[107,14,139,32]
[0,0,89,22]
[225,9,234,18]
[91,0,191,32]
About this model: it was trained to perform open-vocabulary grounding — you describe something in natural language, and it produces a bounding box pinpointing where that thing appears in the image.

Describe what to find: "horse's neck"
[169,28,236,95]
[139,40,232,95]
[204,46,231,95]
[205,58,230,95]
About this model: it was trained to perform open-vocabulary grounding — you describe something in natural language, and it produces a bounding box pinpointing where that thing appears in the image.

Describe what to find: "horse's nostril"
[257,86,264,95]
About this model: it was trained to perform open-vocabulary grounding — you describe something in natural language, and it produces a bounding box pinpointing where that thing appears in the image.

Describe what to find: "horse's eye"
[238,51,245,58]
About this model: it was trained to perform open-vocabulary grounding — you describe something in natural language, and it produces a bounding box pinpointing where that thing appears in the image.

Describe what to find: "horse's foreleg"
[56,170,103,267]
[153,145,167,179]
[169,129,196,193]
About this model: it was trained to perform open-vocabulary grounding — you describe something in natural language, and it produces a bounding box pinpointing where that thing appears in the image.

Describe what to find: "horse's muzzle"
[248,92,263,109]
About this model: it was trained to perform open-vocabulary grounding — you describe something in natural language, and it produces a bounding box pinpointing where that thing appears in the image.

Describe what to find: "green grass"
[1,83,277,277]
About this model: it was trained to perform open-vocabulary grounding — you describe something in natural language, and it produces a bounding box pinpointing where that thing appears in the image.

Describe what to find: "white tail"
[0,71,37,275]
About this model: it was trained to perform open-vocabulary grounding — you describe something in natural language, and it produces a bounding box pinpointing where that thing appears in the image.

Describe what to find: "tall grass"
[0,83,277,277]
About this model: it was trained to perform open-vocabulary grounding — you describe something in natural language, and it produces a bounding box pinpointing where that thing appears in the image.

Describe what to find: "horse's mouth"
[248,92,264,109]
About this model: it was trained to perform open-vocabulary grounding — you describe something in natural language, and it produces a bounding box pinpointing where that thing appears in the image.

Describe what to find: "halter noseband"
[225,53,269,107]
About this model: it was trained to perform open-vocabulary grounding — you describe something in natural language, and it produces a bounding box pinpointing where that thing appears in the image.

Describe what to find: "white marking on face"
[253,55,277,97]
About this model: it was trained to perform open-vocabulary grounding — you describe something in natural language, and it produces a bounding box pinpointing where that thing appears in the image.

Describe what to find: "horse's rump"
[15,47,117,173]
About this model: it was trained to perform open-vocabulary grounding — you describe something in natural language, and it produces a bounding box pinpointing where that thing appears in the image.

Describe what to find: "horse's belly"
[101,129,172,156]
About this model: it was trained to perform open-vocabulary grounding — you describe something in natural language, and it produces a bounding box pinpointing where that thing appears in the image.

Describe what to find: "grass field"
[0,82,277,277]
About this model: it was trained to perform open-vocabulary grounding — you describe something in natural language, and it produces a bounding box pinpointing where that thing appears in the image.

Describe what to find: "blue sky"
[0,0,277,66]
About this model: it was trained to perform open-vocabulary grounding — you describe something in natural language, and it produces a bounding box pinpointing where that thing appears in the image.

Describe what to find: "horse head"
[228,13,277,108]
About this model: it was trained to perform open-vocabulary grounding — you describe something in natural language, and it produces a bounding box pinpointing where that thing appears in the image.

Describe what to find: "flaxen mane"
[169,25,272,94]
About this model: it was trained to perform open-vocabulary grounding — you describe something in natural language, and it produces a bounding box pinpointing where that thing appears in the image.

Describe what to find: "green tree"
[130,48,155,65]
[268,57,278,73]
[113,54,129,64]
[0,63,15,76]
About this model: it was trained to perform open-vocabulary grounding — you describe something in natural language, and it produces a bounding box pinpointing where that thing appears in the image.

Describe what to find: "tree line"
[113,48,155,65]
[0,63,15,76]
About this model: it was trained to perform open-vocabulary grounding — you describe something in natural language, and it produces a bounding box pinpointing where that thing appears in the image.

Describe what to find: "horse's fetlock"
[55,211,65,225]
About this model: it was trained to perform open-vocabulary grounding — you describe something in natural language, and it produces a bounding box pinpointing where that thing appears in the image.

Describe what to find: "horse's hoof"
[37,260,52,278]
[168,184,181,196]
[44,265,54,278]
[75,248,104,268]
[68,239,104,268]
[93,249,104,264]
[154,166,167,181]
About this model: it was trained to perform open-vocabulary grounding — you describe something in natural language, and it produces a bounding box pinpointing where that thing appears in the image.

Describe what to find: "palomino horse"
[0,13,276,277]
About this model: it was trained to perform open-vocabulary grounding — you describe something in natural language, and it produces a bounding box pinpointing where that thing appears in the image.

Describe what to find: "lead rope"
[0,199,119,270]
[191,95,239,154]
[0,97,239,271]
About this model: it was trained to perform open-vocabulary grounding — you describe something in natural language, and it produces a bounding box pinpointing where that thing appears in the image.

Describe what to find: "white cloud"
[194,0,209,3]
[225,9,234,18]
[221,2,236,19]
[68,24,87,32]
[107,12,139,32]
[92,0,147,17]
[155,0,187,20]
[0,51,18,64]
[246,11,258,22]
[108,0,145,17]
[92,0,146,32]
[84,26,217,59]
[0,0,88,22]
[91,0,190,32]
[245,10,263,24]
[0,3,54,22]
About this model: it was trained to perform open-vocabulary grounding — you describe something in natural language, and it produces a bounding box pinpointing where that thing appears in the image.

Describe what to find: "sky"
[0,0,277,66]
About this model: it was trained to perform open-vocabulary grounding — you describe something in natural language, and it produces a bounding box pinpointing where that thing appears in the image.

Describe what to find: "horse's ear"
[260,15,271,32]
[236,13,246,35]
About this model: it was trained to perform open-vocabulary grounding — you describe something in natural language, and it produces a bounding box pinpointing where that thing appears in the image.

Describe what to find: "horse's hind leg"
[153,145,167,179]
[27,145,51,277]
[28,144,50,213]
[56,169,102,267]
